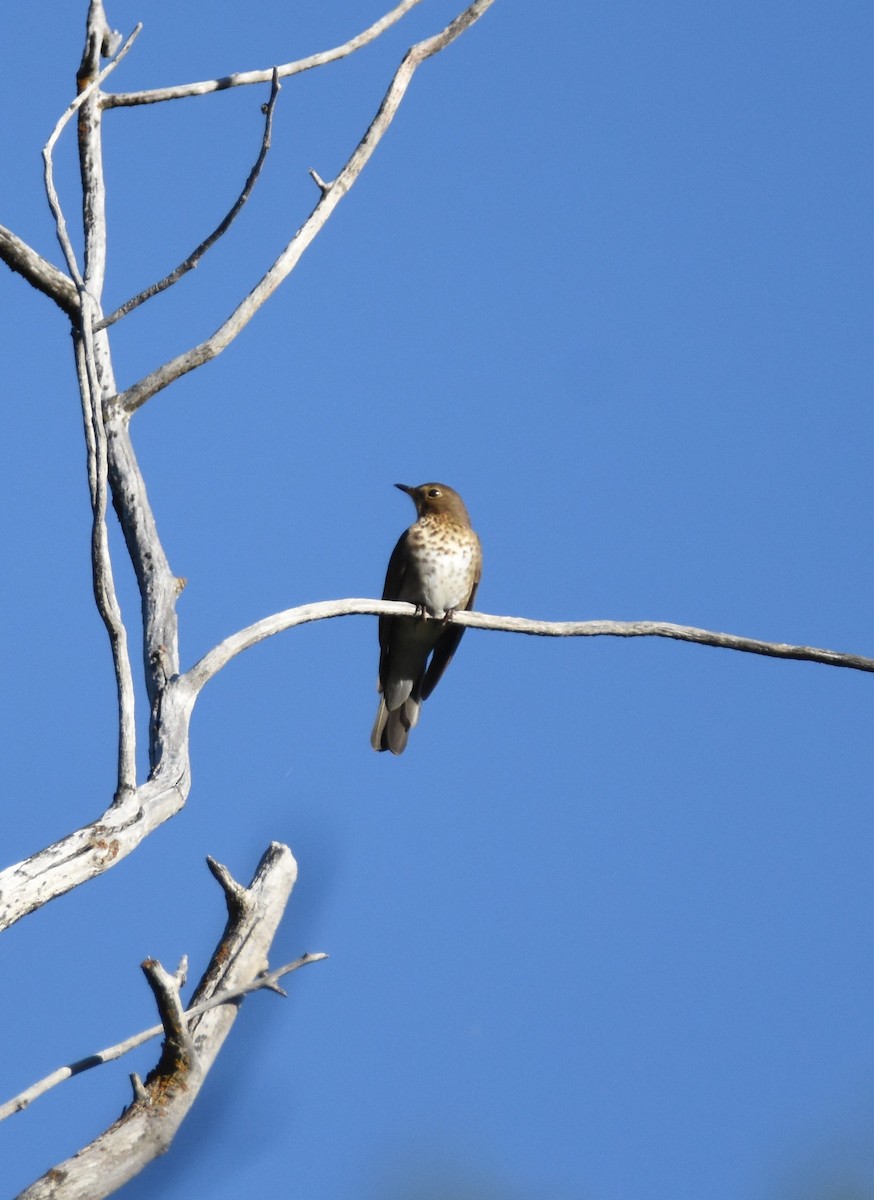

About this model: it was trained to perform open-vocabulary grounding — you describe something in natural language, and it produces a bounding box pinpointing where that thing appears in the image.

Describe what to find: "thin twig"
[97,69,282,330]
[74,335,138,791]
[104,0,425,107]
[142,959,196,1065]
[181,598,874,694]
[114,0,496,414]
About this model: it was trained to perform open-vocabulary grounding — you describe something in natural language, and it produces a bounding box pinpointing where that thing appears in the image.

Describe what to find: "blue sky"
[2,2,874,1197]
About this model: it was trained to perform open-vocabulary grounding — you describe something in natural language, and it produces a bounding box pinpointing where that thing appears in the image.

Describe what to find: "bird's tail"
[371,693,421,755]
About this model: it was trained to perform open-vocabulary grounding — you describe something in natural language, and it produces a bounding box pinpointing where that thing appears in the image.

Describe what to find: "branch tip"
[142,958,196,1064]
[309,168,333,194]
[207,855,250,916]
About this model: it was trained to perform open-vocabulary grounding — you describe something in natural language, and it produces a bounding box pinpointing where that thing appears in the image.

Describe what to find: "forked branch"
[15,845,310,1200]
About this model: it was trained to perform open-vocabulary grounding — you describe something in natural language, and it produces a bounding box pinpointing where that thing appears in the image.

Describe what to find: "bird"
[371,482,482,755]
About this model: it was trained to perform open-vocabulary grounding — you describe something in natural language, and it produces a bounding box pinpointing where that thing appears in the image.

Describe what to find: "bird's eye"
[428,488,441,497]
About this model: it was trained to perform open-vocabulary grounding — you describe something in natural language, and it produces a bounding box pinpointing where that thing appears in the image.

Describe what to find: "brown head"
[395,482,473,526]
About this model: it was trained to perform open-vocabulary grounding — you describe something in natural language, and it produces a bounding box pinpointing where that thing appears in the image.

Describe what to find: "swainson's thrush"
[371,483,482,755]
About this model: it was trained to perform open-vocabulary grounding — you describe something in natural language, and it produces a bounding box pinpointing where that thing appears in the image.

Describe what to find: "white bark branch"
[103,0,426,108]
[74,334,138,791]
[15,844,307,1200]
[142,957,196,1065]
[114,0,496,414]
[183,598,874,693]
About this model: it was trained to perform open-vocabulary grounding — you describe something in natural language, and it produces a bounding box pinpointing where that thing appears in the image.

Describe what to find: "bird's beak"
[394,483,413,496]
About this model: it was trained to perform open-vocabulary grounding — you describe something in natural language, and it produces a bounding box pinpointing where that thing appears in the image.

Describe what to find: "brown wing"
[420,579,479,701]
[377,530,411,689]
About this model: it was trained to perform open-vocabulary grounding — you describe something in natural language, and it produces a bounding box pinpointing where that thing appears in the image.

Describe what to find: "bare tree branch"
[183,598,874,693]
[103,0,426,108]
[97,68,283,331]
[15,844,307,1200]
[114,0,497,414]
[0,225,79,315]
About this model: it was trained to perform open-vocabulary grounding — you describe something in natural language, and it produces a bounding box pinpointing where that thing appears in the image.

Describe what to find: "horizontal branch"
[0,224,78,316]
[103,0,425,107]
[182,598,874,694]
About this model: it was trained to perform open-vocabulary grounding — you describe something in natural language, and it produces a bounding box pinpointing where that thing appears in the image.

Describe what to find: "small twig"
[97,69,282,330]
[180,597,874,696]
[207,853,253,920]
[41,23,144,795]
[74,333,138,794]
[104,0,425,107]
[308,168,333,195]
[142,958,197,1065]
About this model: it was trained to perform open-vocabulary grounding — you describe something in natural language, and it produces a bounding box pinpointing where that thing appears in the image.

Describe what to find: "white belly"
[401,540,476,617]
